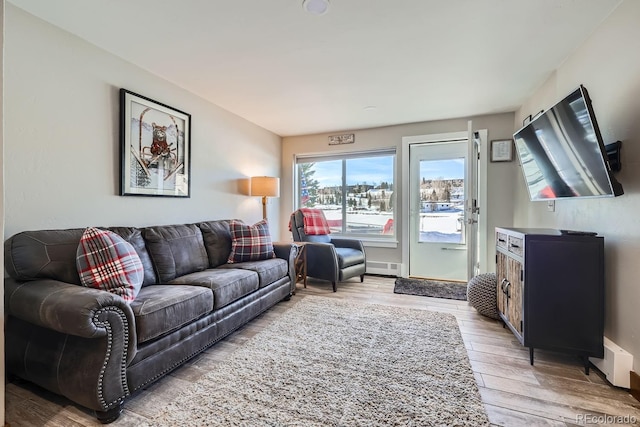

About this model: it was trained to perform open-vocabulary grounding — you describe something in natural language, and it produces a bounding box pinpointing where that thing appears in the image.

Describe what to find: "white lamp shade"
[251,176,280,197]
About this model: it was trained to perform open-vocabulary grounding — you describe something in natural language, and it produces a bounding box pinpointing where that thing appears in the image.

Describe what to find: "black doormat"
[394,277,468,301]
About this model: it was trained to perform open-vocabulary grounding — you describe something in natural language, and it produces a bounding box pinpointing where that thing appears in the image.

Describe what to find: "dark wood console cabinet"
[495,227,604,373]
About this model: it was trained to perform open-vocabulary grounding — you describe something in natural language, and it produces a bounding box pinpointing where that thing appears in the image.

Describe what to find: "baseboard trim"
[631,371,640,402]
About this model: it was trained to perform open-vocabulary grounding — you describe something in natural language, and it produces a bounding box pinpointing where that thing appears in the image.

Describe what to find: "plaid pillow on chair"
[228,219,275,263]
[300,208,331,235]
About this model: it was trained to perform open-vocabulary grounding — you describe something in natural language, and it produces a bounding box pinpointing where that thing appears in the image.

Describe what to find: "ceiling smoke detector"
[302,0,330,15]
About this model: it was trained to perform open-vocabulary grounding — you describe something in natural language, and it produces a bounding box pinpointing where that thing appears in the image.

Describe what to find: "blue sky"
[420,158,465,180]
[307,156,464,187]
[311,157,394,187]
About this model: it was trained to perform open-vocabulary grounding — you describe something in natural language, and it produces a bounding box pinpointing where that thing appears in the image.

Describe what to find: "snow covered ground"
[321,208,463,243]
[419,210,464,243]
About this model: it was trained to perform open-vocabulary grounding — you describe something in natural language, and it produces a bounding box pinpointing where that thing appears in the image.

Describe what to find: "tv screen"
[513,85,623,201]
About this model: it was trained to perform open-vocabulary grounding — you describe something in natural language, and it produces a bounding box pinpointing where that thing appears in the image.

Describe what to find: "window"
[296,149,395,239]
[418,157,465,244]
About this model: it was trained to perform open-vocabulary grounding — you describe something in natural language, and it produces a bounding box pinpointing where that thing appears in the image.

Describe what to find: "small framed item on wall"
[490,139,514,162]
[120,88,191,197]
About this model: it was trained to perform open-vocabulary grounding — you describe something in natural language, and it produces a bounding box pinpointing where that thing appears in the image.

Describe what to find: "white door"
[408,137,474,281]
[467,124,481,279]
[401,125,484,281]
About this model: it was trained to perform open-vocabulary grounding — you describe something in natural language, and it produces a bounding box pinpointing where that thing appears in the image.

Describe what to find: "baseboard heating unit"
[589,337,633,388]
[365,261,401,276]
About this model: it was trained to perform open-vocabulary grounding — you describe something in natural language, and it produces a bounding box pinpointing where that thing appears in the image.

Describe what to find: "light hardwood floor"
[6,275,640,426]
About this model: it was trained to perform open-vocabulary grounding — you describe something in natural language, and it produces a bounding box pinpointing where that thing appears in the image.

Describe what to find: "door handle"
[501,279,511,296]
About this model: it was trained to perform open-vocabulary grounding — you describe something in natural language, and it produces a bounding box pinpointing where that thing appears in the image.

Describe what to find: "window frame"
[294,148,397,244]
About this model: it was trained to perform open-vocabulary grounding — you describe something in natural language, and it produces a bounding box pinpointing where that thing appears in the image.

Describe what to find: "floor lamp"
[251,176,280,220]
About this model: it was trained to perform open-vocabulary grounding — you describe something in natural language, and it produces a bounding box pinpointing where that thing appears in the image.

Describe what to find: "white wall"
[4,5,282,240]
[513,0,640,371]
[282,113,516,273]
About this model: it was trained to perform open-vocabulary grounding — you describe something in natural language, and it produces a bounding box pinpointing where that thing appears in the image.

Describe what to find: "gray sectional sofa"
[4,220,295,423]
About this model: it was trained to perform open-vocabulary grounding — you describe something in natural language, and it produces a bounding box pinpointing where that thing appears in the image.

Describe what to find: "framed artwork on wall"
[120,89,191,197]
[490,139,514,162]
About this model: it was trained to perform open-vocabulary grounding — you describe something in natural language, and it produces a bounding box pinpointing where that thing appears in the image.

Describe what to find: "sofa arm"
[5,277,137,414]
[330,237,365,252]
[273,242,298,286]
[273,242,295,260]
[5,277,137,361]
[6,278,136,339]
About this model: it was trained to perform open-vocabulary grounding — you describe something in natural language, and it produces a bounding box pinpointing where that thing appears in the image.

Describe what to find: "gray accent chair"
[290,209,366,292]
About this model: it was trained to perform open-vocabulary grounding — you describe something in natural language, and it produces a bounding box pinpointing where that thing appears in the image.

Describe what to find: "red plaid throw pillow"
[228,219,275,263]
[300,208,331,235]
[76,227,144,302]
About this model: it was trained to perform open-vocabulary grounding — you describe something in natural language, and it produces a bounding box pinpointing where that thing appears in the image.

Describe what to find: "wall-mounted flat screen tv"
[513,85,623,201]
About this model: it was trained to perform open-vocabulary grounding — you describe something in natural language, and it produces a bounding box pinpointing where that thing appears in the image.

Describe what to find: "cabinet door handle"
[500,278,507,292]
[505,282,511,298]
[498,238,506,243]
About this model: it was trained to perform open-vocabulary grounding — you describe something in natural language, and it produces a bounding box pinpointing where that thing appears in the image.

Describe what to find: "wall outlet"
[547,200,555,212]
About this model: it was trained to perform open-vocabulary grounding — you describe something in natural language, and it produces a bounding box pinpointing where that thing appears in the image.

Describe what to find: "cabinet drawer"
[496,232,508,248]
[508,235,523,256]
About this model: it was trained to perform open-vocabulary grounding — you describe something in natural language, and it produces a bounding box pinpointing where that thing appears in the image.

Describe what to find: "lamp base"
[262,196,267,220]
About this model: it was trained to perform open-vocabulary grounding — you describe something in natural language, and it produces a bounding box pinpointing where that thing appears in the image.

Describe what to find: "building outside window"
[295,150,395,239]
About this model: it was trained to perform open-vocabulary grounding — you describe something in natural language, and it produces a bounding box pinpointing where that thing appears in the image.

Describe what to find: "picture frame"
[328,133,355,145]
[490,139,514,162]
[120,89,191,197]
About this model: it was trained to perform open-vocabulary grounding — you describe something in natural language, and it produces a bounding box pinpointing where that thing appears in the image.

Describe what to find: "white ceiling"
[8,0,621,137]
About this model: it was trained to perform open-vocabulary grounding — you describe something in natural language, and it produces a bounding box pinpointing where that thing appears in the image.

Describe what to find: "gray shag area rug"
[151,297,489,426]
[394,277,468,301]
